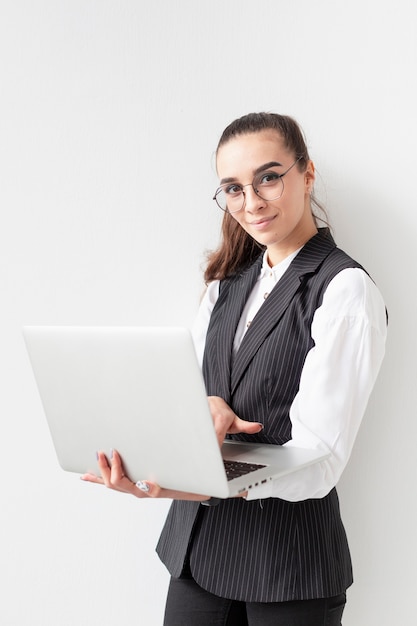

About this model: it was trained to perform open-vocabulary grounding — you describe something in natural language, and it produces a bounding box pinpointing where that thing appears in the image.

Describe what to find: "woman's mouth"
[248,215,276,230]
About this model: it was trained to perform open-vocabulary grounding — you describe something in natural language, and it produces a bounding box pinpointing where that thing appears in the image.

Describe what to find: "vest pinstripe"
[156,230,361,602]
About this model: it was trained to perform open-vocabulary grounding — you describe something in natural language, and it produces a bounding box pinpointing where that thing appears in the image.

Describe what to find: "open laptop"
[23,326,329,499]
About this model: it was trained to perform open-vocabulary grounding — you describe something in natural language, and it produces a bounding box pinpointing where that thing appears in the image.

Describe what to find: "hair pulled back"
[204,112,323,283]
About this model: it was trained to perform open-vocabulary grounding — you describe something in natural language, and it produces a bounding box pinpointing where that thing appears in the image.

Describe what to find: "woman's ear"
[305,160,315,194]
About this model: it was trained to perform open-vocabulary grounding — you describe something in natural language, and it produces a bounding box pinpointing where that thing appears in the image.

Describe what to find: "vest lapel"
[230,231,336,394]
[213,256,263,400]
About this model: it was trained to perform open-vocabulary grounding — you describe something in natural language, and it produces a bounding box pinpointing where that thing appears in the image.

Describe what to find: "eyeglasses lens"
[214,175,284,213]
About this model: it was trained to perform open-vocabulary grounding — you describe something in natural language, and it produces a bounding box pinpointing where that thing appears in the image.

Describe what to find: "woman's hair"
[204,112,326,283]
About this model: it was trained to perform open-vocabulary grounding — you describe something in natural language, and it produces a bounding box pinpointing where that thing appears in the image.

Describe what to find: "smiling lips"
[248,215,277,229]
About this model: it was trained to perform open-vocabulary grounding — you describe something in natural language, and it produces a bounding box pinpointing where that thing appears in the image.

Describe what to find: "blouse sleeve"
[191,280,220,368]
[245,268,387,502]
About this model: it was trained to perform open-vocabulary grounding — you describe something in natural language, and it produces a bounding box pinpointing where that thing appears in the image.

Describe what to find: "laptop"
[23,326,329,499]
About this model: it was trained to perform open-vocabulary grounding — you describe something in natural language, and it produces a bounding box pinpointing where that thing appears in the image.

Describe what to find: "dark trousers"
[163,575,346,626]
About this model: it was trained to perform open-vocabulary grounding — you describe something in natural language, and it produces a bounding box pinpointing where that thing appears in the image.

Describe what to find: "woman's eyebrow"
[219,161,283,185]
[253,161,283,175]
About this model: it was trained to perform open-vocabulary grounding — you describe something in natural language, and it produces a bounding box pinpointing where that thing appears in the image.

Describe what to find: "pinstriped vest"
[156,230,362,602]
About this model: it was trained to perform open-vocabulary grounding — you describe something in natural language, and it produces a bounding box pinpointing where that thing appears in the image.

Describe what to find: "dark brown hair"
[204,112,326,283]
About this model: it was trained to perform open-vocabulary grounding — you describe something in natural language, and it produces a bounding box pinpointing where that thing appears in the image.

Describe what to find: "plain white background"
[0,1,415,624]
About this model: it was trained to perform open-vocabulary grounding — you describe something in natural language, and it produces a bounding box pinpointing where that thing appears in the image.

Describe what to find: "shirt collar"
[259,247,303,282]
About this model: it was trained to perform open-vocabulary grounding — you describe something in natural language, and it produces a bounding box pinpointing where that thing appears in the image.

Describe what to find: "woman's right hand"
[207,396,263,447]
[81,449,212,502]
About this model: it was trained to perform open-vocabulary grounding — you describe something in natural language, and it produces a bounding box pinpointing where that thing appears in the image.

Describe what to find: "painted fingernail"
[135,480,150,493]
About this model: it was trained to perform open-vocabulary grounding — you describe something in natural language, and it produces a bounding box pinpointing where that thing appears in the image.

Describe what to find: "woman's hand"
[81,449,211,502]
[80,398,260,501]
[208,396,263,446]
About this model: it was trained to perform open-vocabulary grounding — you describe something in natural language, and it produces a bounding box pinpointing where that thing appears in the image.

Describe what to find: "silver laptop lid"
[23,326,231,497]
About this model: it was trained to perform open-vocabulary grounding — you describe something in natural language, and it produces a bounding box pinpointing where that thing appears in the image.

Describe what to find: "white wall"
[1,1,415,624]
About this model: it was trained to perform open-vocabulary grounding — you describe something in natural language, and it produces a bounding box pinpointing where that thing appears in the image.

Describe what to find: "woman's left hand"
[81,449,211,502]
[208,395,263,446]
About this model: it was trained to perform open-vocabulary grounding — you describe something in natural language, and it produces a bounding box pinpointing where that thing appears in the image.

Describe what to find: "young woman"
[83,113,387,625]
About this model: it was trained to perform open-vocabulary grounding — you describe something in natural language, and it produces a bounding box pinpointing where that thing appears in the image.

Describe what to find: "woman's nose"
[243,186,266,213]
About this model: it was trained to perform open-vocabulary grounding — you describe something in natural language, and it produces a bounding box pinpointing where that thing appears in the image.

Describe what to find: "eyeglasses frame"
[213,155,303,213]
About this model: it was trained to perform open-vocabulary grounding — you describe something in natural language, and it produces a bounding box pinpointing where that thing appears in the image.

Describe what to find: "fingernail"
[110,448,114,458]
[135,480,150,493]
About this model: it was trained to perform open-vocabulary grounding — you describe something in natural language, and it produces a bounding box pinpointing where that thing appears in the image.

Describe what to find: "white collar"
[259,247,302,282]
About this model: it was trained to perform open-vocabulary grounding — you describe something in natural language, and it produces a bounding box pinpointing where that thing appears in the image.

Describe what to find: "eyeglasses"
[213,156,302,213]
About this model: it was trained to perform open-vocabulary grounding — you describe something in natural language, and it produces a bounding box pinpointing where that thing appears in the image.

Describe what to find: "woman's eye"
[225,184,242,195]
[259,172,280,185]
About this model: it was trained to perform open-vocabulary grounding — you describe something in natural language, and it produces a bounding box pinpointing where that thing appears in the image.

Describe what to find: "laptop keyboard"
[223,459,267,481]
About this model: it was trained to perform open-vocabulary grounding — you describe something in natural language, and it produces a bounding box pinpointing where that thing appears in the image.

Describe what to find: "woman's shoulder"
[321,267,387,327]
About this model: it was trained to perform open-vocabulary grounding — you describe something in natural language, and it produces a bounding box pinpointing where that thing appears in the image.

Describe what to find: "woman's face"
[216,130,317,266]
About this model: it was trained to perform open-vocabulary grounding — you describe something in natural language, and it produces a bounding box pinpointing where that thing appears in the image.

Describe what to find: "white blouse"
[192,251,387,502]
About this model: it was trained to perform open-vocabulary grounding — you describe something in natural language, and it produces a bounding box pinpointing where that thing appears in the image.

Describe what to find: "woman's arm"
[245,268,387,502]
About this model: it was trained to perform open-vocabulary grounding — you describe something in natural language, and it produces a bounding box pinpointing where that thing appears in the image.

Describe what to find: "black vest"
[156,230,362,602]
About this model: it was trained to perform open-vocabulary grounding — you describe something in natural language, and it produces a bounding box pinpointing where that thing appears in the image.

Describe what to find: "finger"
[213,412,238,439]
[95,450,129,491]
[106,449,140,493]
[133,480,162,498]
[96,450,112,486]
[80,472,104,484]
[229,417,263,435]
[81,454,137,494]
[109,449,126,482]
